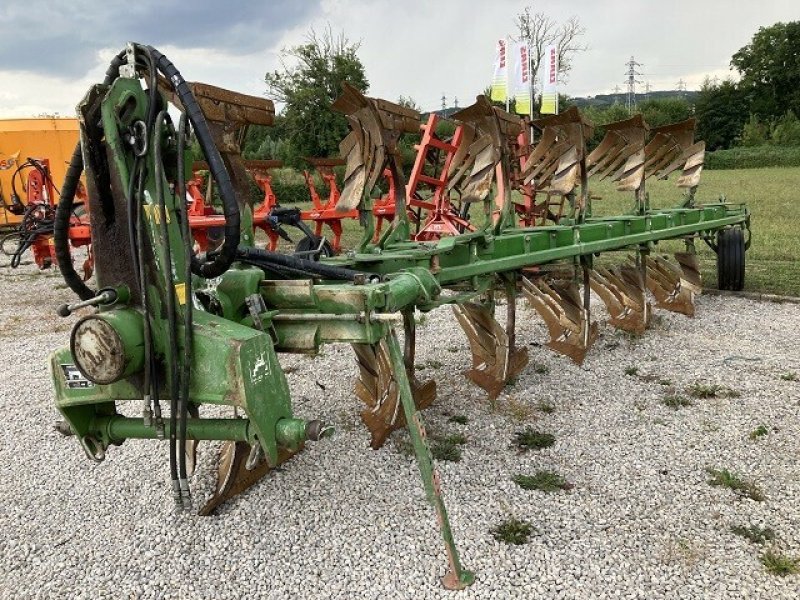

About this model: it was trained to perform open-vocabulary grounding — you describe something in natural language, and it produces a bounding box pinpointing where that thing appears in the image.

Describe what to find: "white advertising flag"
[490,39,508,103]
[513,42,532,115]
[541,44,559,114]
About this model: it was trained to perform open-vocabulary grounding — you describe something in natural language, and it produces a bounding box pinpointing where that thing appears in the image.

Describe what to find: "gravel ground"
[1,257,799,599]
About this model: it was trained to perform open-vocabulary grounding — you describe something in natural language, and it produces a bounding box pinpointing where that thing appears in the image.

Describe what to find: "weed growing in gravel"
[533,363,550,374]
[513,471,571,492]
[447,346,459,353]
[749,425,770,440]
[780,371,798,382]
[448,415,469,425]
[430,432,467,462]
[761,550,800,576]
[491,518,533,545]
[513,428,555,451]
[624,366,639,376]
[731,524,776,545]
[662,395,692,409]
[503,397,534,422]
[505,376,519,388]
[619,329,642,342]
[431,440,462,462]
[443,433,467,446]
[688,382,741,399]
[427,359,443,370]
[706,468,765,501]
[658,379,673,386]
[536,401,556,414]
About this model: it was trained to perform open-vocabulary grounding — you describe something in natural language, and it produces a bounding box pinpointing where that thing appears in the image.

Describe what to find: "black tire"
[295,235,334,260]
[717,227,745,291]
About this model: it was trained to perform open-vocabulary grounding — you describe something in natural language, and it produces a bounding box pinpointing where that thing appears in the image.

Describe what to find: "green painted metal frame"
[49,73,750,590]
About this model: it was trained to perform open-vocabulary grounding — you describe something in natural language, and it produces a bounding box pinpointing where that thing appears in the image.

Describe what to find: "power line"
[624,56,644,114]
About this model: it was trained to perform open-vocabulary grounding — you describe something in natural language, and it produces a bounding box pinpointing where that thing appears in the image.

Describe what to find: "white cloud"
[0,0,797,117]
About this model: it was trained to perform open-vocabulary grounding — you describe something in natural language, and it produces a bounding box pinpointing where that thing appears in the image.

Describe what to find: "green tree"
[771,110,800,146]
[265,28,368,167]
[637,97,692,128]
[695,79,747,151]
[739,114,769,147]
[731,21,800,119]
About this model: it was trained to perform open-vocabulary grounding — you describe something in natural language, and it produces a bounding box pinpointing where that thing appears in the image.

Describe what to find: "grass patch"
[536,401,556,414]
[430,440,462,462]
[513,470,571,492]
[780,371,798,382]
[443,433,467,446]
[533,363,549,374]
[731,524,776,545]
[706,468,765,501]
[429,432,468,462]
[687,382,740,399]
[504,396,535,423]
[448,414,469,425]
[658,379,673,386]
[513,428,555,451]
[761,549,800,576]
[491,518,533,545]
[290,167,800,297]
[624,366,639,376]
[505,376,519,388]
[749,424,770,440]
[662,395,692,409]
[426,359,443,370]
[447,346,460,353]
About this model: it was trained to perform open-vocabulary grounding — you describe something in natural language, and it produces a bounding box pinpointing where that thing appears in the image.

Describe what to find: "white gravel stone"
[1,257,799,599]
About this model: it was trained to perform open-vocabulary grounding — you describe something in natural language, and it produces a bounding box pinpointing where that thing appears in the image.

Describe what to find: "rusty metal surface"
[452,300,528,399]
[352,340,436,449]
[332,83,420,211]
[187,82,275,126]
[448,97,522,204]
[644,119,705,188]
[586,114,648,192]
[644,255,697,317]
[198,440,299,516]
[523,107,593,196]
[589,265,651,334]
[522,276,597,365]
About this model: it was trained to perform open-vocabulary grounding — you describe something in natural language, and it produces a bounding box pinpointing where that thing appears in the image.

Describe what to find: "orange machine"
[0,117,79,228]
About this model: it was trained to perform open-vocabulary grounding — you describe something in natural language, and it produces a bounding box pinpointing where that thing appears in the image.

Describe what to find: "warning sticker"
[61,364,94,389]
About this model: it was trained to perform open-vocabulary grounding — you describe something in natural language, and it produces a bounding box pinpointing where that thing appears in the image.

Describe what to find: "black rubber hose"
[235,246,379,282]
[54,144,94,300]
[148,46,240,279]
[176,113,192,492]
[153,111,180,492]
[53,50,127,301]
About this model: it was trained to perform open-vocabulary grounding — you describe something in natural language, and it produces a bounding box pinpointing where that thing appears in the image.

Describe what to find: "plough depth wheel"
[717,227,745,291]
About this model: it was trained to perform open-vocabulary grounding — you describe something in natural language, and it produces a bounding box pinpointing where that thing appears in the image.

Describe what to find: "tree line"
[244,20,799,172]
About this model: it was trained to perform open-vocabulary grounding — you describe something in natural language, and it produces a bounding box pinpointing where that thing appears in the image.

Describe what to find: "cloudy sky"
[0,0,796,117]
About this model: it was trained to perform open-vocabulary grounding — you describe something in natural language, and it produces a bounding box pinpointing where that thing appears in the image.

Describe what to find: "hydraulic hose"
[54,50,127,301]
[235,246,380,282]
[55,44,243,302]
[148,46,240,279]
[153,110,180,499]
[176,112,193,504]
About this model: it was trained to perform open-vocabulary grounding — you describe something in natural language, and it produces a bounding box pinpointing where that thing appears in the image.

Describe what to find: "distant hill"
[570,90,699,108]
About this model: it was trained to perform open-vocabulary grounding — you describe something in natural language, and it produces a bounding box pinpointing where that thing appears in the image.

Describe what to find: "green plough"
[49,44,749,589]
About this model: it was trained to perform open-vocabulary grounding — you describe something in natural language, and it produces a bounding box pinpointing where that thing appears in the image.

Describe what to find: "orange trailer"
[0,117,79,228]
